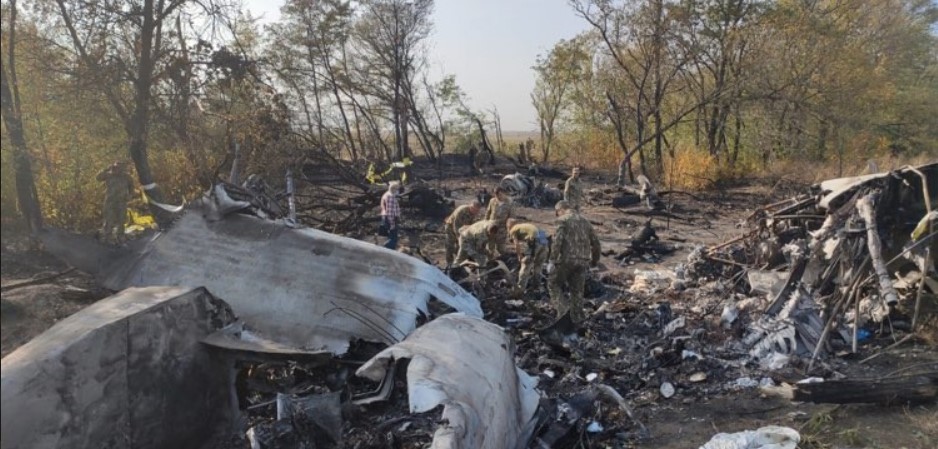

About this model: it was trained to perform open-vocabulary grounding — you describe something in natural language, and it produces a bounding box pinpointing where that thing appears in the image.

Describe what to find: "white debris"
[728,377,759,390]
[662,316,686,336]
[543,369,556,379]
[682,350,702,360]
[586,421,604,433]
[796,377,824,385]
[660,382,676,399]
[747,270,788,296]
[586,373,599,382]
[699,425,800,449]
[630,269,673,293]
[760,352,791,370]
[721,302,739,327]
[689,372,708,383]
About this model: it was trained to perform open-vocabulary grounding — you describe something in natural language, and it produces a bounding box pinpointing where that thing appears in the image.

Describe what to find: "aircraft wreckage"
[3,190,538,449]
[4,163,935,448]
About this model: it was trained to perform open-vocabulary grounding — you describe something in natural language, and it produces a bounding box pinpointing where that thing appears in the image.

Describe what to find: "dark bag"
[378,217,390,237]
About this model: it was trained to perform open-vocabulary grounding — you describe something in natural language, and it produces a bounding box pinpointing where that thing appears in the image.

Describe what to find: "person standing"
[484,186,513,255]
[548,200,601,323]
[97,160,135,243]
[509,220,549,296]
[564,166,583,211]
[444,200,482,266]
[380,181,402,249]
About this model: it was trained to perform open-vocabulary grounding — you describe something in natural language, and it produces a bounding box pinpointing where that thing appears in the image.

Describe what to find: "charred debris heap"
[2,163,936,449]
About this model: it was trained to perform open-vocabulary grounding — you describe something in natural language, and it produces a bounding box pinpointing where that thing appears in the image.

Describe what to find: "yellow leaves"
[664,145,718,192]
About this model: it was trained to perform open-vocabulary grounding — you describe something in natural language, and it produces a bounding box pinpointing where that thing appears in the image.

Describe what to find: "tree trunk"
[540,124,550,163]
[731,104,742,166]
[1,0,43,232]
[1,71,43,232]
[785,373,938,405]
[130,0,170,226]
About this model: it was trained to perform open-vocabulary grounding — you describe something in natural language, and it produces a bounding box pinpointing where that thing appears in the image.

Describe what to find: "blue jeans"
[383,217,399,249]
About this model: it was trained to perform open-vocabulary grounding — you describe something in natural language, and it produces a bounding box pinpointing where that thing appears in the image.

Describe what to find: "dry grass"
[765,152,935,185]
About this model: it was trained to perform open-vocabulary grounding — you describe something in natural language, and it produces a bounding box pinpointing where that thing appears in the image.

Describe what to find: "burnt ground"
[2,158,936,448]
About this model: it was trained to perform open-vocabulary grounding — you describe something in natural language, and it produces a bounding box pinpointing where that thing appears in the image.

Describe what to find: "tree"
[531,38,587,163]
[0,0,43,232]
[677,0,765,164]
[52,0,235,224]
[571,0,702,183]
[353,0,434,161]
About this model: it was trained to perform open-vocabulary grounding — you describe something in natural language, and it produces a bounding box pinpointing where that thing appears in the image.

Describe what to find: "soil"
[2,158,935,448]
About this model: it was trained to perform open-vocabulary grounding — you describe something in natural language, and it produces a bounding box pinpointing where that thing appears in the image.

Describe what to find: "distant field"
[500,130,539,142]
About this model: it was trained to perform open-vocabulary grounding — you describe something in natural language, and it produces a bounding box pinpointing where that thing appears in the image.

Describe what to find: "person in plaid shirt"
[380,181,402,249]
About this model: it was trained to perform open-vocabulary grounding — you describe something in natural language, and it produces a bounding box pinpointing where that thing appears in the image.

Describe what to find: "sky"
[243,0,589,131]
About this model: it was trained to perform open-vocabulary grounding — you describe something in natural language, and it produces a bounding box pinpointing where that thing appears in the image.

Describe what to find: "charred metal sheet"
[201,322,333,363]
[356,313,540,449]
[1,286,236,449]
[40,203,482,354]
[818,162,936,210]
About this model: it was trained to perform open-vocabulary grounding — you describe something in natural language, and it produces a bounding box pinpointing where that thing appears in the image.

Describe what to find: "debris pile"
[606,218,676,264]
[5,163,935,449]
[233,314,539,449]
[699,163,936,371]
[468,164,936,446]
[500,173,563,208]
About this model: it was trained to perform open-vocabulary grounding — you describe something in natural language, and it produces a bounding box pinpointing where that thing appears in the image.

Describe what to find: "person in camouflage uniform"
[484,187,513,255]
[548,200,601,323]
[509,220,549,296]
[564,166,583,211]
[96,160,135,243]
[444,200,482,266]
[454,220,499,267]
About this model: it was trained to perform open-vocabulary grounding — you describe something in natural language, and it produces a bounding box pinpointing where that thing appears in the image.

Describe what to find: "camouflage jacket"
[460,220,497,259]
[564,177,583,207]
[445,205,477,235]
[550,212,600,265]
[485,197,513,223]
[509,223,548,246]
[101,172,135,204]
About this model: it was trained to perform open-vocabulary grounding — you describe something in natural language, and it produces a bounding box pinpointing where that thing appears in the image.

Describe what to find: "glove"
[545,262,555,274]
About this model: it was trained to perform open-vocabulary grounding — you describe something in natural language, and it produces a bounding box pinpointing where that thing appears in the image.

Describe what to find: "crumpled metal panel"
[818,162,936,210]
[356,313,540,449]
[1,287,236,449]
[42,205,482,354]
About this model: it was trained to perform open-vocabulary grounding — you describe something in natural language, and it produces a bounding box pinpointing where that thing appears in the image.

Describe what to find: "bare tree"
[572,0,716,184]
[354,0,433,161]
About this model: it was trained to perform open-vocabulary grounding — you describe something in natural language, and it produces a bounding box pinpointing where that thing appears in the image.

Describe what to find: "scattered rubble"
[4,163,935,448]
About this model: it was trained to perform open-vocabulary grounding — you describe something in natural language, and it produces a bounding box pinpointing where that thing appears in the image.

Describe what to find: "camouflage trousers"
[487,226,508,256]
[517,244,548,290]
[455,243,488,267]
[548,261,589,323]
[102,198,128,243]
[445,228,459,266]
